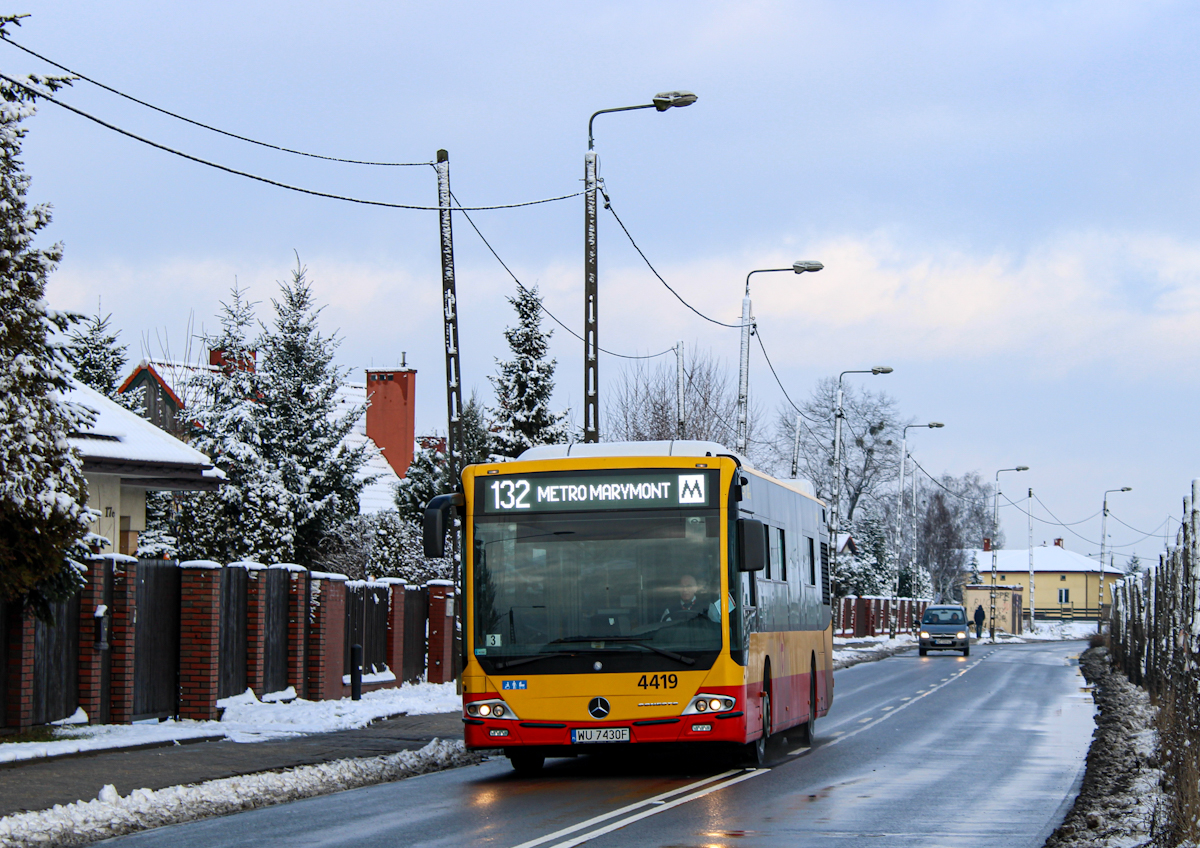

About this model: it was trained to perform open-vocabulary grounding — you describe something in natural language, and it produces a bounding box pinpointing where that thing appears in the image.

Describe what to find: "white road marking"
[506,769,745,848]
[539,769,770,848]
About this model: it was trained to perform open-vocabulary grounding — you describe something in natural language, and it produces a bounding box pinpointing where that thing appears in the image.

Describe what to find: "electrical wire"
[0,35,430,167]
[602,192,745,329]
[752,326,819,424]
[0,73,584,211]
[908,455,990,506]
[447,190,674,361]
[1106,511,1172,538]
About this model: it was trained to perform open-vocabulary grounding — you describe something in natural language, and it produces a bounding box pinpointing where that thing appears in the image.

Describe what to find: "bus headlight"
[465,698,520,720]
[682,694,736,715]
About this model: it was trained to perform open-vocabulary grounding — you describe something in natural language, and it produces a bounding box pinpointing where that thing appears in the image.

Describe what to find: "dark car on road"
[918,605,970,656]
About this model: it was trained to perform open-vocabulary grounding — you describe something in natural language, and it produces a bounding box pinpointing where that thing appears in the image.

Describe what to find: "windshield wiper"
[548,636,695,665]
[492,652,575,670]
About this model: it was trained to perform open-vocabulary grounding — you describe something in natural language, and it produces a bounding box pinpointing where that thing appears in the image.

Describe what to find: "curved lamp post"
[583,91,697,443]
[830,367,893,548]
[891,422,943,637]
[1098,487,1131,633]
[735,261,824,455]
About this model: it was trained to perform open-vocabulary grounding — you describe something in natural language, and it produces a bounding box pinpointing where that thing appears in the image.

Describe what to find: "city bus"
[423,440,833,772]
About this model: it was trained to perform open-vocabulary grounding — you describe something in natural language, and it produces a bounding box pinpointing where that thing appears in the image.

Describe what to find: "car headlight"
[682,694,736,715]
[920,631,930,639]
[465,698,520,720]
[956,631,967,639]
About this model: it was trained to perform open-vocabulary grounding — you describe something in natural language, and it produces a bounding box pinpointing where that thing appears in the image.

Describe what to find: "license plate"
[934,639,951,645]
[571,727,630,744]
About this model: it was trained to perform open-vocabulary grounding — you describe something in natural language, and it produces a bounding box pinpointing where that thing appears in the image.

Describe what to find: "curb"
[0,733,226,770]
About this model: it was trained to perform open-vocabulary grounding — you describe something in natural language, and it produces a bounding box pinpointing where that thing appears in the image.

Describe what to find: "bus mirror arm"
[423,493,466,558]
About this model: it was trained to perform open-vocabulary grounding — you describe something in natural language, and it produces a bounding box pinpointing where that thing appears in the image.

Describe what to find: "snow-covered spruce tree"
[173,286,298,564]
[0,63,92,618]
[257,260,370,567]
[65,310,143,412]
[488,285,569,459]
[394,392,492,521]
[832,509,894,598]
[368,509,452,584]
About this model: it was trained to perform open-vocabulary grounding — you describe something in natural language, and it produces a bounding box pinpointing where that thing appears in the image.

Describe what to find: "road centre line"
[507,769,744,848]
[822,660,984,751]
[540,769,769,848]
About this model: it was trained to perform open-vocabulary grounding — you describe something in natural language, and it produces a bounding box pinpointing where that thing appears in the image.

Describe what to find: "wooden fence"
[834,595,932,637]
[2,558,449,731]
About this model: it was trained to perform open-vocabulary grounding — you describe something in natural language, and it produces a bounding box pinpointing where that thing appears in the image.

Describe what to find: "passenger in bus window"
[661,574,706,621]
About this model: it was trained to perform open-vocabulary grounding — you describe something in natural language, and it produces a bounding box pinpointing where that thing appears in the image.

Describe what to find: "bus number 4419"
[637,673,678,690]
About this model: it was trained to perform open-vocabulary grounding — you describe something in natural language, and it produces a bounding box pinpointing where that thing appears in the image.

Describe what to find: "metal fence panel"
[31,594,81,725]
[403,587,428,683]
[344,583,389,676]
[133,562,181,720]
[261,568,290,696]
[218,566,248,700]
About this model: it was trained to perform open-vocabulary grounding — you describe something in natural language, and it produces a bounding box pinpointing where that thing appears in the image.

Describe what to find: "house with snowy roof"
[962,539,1124,621]
[118,353,419,514]
[67,381,221,556]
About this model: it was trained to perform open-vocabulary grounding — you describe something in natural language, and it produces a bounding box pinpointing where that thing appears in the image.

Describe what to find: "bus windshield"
[472,509,723,665]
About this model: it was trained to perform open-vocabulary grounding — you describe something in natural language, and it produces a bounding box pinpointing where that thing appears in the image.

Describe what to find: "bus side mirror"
[737,518,766,572]
[423,493,465,558]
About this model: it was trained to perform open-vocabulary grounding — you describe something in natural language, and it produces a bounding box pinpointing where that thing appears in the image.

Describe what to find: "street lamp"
[891,422,943,637]
[830,366,893,548]
[583,91,697,443]
[990,465,1029,639]
[1098,487,1131,634]
[735,262,824,455]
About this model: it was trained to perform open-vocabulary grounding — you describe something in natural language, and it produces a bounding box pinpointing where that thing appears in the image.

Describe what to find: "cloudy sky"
[16,1,1200,563]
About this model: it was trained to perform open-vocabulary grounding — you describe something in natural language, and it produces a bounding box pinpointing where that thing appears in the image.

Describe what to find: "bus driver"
[662,574,704,622]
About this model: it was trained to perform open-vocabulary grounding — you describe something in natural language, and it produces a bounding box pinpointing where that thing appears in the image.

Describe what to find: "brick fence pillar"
[427,580,455,684]
[240,562,268,697]
[307,573,347,701]
[4,607,34,729]
[178,561,223,720]
[379,578,406,683]
[284,566,309,699]
[77,557,110,724]
[109,557,138,724]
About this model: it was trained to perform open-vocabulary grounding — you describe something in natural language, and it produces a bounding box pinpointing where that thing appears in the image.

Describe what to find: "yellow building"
[964,542,1124,621]
[962,584,1023,634]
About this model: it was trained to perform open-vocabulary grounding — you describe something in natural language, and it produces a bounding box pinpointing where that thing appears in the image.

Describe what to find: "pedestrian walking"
[973,603,985,639]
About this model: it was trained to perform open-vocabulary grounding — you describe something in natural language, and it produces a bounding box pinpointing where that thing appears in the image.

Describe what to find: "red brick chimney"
[365,363,416,478]
[209,348,256,373]
[1053,538,1064,548]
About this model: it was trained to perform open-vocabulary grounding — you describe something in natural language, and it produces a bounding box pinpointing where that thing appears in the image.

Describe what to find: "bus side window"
[779,528,787,582]
[807,537,816,585]
[763,524,772,580]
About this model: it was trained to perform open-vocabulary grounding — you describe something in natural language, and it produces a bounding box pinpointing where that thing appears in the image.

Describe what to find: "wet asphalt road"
[106,640,1094,848]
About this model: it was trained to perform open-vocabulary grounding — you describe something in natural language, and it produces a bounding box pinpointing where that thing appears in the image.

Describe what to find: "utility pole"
[436,149,464,682]
[790,414,802,478]
[735,294,753,454]
[1099,487,1132,634]
[675,340,685,439]
[583,147,599,442]
[991,466,1028,640]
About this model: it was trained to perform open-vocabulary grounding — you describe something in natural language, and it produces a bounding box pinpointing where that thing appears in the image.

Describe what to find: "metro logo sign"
[677,474,706,504]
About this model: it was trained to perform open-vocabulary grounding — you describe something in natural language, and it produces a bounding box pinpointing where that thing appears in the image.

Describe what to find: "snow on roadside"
[0,739,482,848]
[0,681,461,764]
[833,633,916,669]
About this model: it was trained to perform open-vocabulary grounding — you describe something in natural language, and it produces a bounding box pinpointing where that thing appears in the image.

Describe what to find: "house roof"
[117,362,401,514]
[118,361,185,409]
[964,545,1124,577]
[66,381,221,491]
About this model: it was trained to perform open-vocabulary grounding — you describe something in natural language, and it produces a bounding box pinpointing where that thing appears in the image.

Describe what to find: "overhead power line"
[0,34,430,167]
[602,191,744,329]
[0,73,584,211]
[448,190,673,361]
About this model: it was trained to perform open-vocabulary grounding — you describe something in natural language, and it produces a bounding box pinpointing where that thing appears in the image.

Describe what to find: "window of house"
[1058,588,1070,604]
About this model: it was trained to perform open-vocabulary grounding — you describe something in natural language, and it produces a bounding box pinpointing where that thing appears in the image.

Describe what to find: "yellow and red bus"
[423,440,833,772]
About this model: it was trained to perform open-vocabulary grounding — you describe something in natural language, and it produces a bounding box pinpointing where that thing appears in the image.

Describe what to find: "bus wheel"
[508,750,545,774]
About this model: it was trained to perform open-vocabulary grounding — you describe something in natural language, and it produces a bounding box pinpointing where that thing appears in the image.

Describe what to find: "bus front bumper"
[462,711,748,750]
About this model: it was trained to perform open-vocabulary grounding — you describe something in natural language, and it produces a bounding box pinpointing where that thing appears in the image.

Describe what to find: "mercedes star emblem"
[587,697,611,719]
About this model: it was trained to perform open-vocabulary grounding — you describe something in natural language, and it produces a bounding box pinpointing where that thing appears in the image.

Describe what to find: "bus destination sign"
[476,470,716,514]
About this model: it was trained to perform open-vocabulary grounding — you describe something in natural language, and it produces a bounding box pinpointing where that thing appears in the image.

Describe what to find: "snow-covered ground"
[0,738,482,848]
[0,681,461,764]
